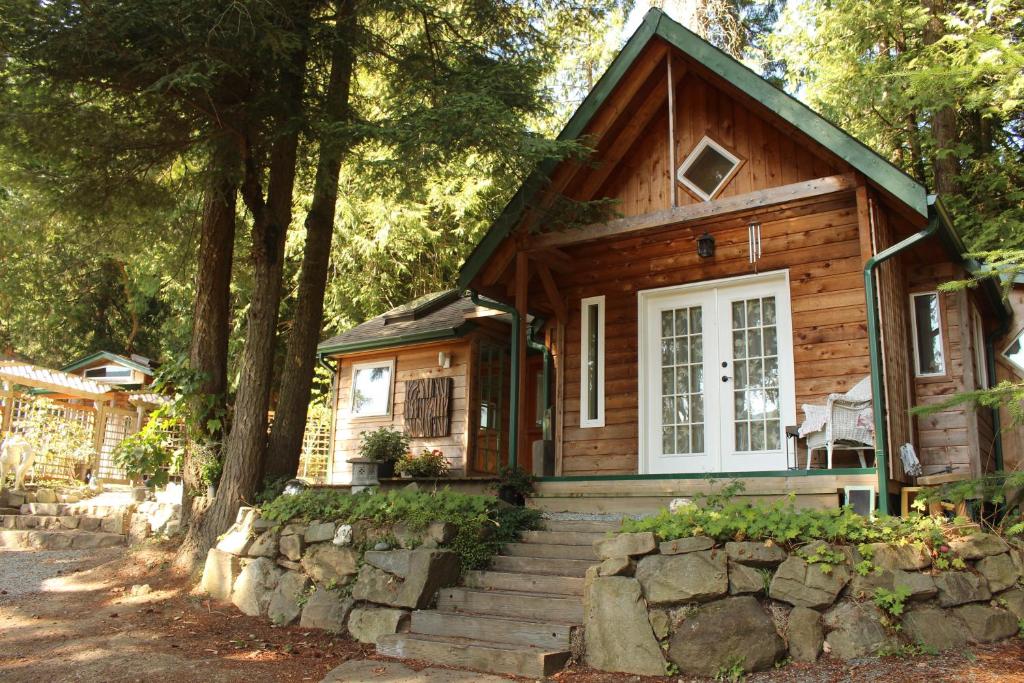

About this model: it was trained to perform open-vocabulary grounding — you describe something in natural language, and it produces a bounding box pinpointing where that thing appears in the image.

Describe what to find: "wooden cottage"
[320,9,1016,515]
[62,351,157,389]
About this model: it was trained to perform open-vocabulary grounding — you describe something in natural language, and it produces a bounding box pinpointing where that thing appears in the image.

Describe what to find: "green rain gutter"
[526,317,552,439]
[864,220,940,516]
[469,290,520,469]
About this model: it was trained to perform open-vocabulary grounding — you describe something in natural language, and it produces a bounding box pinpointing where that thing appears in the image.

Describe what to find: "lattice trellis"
[297,409,331,483]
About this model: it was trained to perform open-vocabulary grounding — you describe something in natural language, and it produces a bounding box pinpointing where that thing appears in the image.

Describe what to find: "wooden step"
[490,555,594,577]
[464,570,585,596]
[503,542,598,561]
[437,587,585,622]
[519,530,608,546]
[377,633,571,678]
[0,529,125,550]
[541,518,622,533]
[410,610,574,649]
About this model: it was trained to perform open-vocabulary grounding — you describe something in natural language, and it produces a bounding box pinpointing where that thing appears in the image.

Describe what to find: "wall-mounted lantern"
[696,231,716,258]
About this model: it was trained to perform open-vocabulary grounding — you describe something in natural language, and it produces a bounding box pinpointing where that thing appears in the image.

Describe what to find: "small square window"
[677,136,741,201]
[350,360,395,418]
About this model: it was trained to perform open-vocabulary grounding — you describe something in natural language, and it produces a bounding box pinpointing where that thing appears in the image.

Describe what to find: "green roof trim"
[317,321,477,356]
[61,350,154,376]
[458,8,928,290]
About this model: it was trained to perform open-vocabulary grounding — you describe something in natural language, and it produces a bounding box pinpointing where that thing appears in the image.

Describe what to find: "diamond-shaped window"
[677,136,741,201]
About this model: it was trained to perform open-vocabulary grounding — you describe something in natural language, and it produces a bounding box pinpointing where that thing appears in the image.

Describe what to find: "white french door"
[639,271,797,474]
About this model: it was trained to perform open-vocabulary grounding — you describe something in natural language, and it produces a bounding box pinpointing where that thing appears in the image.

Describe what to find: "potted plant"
[357,427,410,479]
[492,465,535,506]
[395,448,450,479]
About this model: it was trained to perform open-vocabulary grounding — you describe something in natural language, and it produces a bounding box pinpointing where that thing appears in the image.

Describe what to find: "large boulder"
[953,604,1019,643]
[1001,587,1024,620]
[635,551,728,605]
[301,544,359,585]
[976,553,1020,593]
[216,507,258,556]
[659,536,713,555]
[949,533,1009,560]
[725,541,787,567]
[268,571,311,625]
[364,549,413,577]
[848,568,936,601]
[786,606,824,662]
[280,533,304,561]
[351,548,461,609]
[668,596,786,676]
[305,521,336,543]
[594,532,656,560]
[728,561,765,595]
[300,586,354,632]
[597,556,634,577]
[247,530,279,558]
[200,548,241,601]
[231,557,283,617]
[348,607,409,644]
[903,606,968,652]
[769,557,849,609]
[822,602,893,659]
[863,543,931,571]
[584,577,665,676]
[935,571,991,607]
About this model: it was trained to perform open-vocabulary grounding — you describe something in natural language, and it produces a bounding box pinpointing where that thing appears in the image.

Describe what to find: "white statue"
[0,434,38,491]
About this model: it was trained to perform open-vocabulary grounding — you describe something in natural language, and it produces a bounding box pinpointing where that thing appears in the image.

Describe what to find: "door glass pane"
[659,304,704,455]
[586,303,600,420]
[731,295,782,453]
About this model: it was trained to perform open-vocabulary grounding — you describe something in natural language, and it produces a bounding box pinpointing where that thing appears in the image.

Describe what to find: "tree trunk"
[176,34,309,568]
[923,0,961,196]
[177,152,237,534]
[265,3,356,483]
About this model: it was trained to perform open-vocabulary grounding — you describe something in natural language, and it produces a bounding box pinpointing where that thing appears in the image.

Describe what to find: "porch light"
[696,231,715,258]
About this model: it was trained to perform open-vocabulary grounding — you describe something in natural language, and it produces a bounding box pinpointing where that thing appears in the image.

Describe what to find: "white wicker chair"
[798,376,875,469]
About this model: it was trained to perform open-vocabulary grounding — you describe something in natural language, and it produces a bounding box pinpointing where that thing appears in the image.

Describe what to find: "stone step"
[0,529,125,550]
[490,555,594,577]
[464,570,585,596]
[410,610,575,649]
[20,503,126,518]
[502,542,598,561]
[541,519,622,533]
[519,529,608,546]
[437,587,584,623]
[377,633,571,678]
[0,514,119,533]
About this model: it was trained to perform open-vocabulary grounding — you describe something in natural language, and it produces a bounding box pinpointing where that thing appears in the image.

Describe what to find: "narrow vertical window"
[580,295,605,428]
[911,292,945,376]
[972,308,989,389]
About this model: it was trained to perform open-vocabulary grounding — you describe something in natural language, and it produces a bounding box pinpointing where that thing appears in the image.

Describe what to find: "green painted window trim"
[537,467,877,483]
[458,8,930,292]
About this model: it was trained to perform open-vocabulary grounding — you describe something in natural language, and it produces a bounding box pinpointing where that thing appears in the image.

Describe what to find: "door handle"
[722,375,730,383]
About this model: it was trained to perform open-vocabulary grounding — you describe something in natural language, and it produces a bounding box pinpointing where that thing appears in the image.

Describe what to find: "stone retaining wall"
[200,508,461,641]
[584,531,1024,676]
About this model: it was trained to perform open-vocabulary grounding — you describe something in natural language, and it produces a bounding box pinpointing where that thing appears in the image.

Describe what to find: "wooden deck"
[527,469,878,514]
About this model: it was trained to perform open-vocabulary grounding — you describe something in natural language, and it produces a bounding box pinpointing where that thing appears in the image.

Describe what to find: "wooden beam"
[479,237,518,287]
[535,263,567,321]
[667,52,678,208]
[855,183,874,266]
[532,173,858,249]
[554,320,566,476]
[527,247,572,272]
[515,252,529,471]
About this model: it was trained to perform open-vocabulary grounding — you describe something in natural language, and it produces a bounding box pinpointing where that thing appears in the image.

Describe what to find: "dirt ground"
[1,542,1023,683]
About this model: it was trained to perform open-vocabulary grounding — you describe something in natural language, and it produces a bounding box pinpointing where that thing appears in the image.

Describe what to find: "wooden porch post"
[554,320,566,476]
[1,382,13,435]
[515,252,529,471]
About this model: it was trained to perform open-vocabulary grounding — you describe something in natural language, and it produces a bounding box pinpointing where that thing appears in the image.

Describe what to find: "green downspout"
[864,220,940,516]
[469,290,520,469]
[526,317,552,439]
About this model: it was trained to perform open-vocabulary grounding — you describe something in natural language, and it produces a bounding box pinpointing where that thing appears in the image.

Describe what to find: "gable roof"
[317,291,480,356]
[62,350,156,376]
[458,8,928,291]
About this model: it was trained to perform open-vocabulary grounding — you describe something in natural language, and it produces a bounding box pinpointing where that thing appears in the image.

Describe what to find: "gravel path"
[0,546,124,601]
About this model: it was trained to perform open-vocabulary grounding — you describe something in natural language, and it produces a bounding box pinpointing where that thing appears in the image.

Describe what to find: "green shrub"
[261,488,541,570]
[357,426,410,463]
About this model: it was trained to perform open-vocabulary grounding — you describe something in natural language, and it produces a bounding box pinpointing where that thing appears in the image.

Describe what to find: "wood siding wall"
[328,342,471,484]
[555,195,869,475]
[581,72,841,218]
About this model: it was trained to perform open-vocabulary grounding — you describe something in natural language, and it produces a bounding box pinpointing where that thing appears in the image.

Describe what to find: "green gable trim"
[537,467,877,483]
[61,351,153,376]
[458,8,928,291]
[317,321,476,357]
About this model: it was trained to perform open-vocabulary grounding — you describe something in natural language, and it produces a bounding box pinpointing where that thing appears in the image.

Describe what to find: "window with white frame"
[910,292,945,376]
[350,359,395,418]
[580,295,605,428]
[1002,329,1024,375]
[971,307,989,389]
[676,136,742,201]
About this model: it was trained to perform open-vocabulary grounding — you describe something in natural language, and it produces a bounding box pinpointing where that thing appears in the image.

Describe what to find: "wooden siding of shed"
[328,341,471,484]
[555,195,869,475]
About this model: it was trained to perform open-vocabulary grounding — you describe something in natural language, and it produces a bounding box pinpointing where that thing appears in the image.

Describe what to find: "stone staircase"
[377,518,618,678]
[0,501,129,550]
